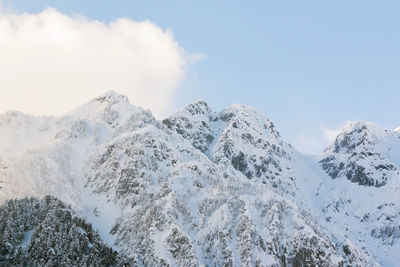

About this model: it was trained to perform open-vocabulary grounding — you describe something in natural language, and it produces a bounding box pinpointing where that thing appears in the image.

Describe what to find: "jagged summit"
[218,104,281,139]
[94,90,129,103]
[164,101,296,199]
[178,99,213,116]
[63,91,144,126]
[320,120,399,187]
[326,121,383,154]
[342,120,376,130]
[164,100,285,156]
[164,101,282,148]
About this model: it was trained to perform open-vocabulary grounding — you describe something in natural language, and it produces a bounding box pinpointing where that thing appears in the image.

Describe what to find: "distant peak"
[63,91,143,123]
[337,121,380,137]
[182,99,213,116]
[223,104,260,114]
[219,104,270,123]
[395,126,400,134]
[355,120,377,128]
[346,120,374,130]
[94,91,130,104]
[191,99,208,106]
[323,121,388,155]
[217,104,281,139]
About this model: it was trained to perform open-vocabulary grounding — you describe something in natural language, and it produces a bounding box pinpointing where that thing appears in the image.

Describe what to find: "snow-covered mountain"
[162,100,296,196]
[320,121,400,187]
[0,91,398,266]
[318,121,400,266]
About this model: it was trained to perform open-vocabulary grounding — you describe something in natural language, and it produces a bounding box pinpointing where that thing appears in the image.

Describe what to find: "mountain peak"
[220,104,268,120]
[321,121,399,187]
[180,99,213,116]
[94,90,130,105]
[64,91,143,127]
[339,120,379,136]
[329,121,384,153]
[218,104,281,140]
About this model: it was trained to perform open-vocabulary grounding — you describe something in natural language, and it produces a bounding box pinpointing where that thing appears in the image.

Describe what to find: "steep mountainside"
[84,97,368,265]
[163,101,297,197]
[1,92,398,266]
[317,121,400,266]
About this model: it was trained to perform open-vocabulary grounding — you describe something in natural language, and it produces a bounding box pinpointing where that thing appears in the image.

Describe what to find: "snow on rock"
[162,100,215,153]
[1,93,395,266]
[318,121,400,266]
[86,122,372,265]
[163,101,297,198]
[320,121,399,187]
[0,91,145,204]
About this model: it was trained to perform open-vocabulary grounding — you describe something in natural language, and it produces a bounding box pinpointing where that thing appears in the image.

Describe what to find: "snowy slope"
[0,92,136,204]
[317,121,400,266]
[0,91,145,245]
[0,92,396,266]
[86,105,371,265]
[163,101,326,214]
[163,101,297,198]
[163,102,400,266]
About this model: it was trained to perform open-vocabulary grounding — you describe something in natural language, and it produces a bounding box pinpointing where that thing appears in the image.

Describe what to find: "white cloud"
[295,134,326,155]
[321,121,352,143]
[293,121,352,155]
[0,7,197,117]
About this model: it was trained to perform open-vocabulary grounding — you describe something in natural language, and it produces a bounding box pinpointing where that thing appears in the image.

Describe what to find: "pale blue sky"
[2,0,400,154]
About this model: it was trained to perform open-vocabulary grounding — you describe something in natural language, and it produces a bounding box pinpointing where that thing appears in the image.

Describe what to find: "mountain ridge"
[0,92,398,266]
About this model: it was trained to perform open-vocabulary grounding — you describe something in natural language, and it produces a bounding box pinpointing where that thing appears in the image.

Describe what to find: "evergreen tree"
[0,196,126,266]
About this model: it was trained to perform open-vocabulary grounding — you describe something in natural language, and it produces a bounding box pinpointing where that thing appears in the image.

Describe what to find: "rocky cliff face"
[2,92,398,266]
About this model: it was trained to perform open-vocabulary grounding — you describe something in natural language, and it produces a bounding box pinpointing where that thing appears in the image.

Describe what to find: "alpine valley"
[0,91,399,266]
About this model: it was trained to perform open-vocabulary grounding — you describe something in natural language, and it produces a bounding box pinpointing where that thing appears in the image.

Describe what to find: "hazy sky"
[1,1,399,154]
